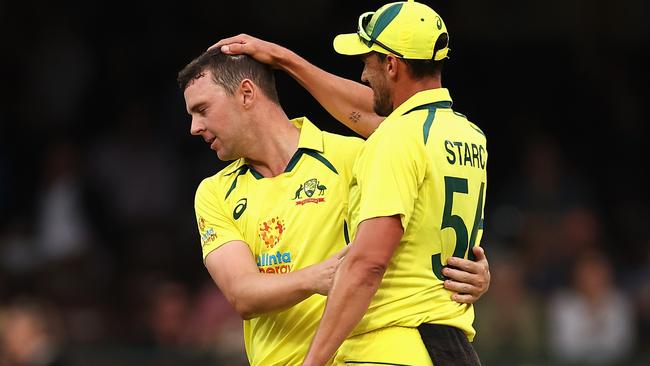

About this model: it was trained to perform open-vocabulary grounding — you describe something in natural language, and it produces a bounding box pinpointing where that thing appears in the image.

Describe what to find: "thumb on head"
[221,43,245,54]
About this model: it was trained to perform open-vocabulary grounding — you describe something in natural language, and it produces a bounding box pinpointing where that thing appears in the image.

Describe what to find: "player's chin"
[216,149,239,162]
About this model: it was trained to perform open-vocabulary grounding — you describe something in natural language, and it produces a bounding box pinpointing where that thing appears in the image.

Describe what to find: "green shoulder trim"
[249,167,264,179]
[284,149,305,173]
[304,150,339,174]
[225,166,249,199]
[284,148,339,175]
[469,122,486,136]
[403,101,452,145]
[453,111,467,119]
[422,109,437,144]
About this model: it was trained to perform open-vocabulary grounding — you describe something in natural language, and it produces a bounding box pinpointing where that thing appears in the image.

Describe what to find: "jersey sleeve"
[194,177,245,260]
[356,123,425,229]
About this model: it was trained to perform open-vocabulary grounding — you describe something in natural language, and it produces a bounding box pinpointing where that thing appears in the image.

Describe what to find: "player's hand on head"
[208,34,283,68]
[442,246,490,304]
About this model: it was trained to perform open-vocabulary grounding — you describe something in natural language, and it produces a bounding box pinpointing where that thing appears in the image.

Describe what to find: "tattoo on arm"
[349,111,361,123]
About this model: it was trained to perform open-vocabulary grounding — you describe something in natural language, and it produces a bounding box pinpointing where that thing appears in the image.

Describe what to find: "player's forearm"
[303,258,384,366]
[275,48,383,138]
[232,270,316,319]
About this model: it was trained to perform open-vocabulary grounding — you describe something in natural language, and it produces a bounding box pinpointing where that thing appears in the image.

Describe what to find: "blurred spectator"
[493,135,597,293]
[183,281,246,365]
[548,250,635,365]
[525,205,605,294]
[474,255,544,365]
[35,141,91,264]
[0,298,67,366]
[87,102,181,232]
[147,280,192,349]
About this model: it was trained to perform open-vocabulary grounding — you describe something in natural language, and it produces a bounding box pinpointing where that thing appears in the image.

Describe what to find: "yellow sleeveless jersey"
[348,88,487,341]
[194,117,363,366]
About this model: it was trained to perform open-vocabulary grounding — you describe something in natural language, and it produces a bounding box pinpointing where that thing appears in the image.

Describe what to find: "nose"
[190,118,204,136]
[360,67,369,84]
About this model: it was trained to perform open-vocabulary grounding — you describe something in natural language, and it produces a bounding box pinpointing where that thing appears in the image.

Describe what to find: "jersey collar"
[223,117,324,176]
[390,88,453,118]
[292,117,324,153]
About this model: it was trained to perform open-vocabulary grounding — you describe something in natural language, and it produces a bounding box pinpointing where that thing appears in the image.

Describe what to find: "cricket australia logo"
[259,217,286,249]
[293,178,327,205]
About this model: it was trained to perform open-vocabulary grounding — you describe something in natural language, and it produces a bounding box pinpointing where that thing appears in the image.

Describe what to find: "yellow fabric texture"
[334,326,434,365]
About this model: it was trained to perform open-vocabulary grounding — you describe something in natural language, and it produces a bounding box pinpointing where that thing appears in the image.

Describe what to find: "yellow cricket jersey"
[194,117,363,366]
[348,88,487,341]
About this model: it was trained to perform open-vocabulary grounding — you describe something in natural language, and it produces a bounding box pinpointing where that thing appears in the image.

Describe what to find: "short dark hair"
[177,48,280,104]
[377,33,448,78]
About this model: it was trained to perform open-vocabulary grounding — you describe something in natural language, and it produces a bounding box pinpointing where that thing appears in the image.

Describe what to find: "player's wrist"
[299,265,318,294]
[275,47,304,74]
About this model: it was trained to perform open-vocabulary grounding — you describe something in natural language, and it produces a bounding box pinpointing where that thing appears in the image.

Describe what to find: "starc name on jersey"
[444,140,486,170]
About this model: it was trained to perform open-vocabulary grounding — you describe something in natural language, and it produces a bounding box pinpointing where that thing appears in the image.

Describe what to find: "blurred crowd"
[1,1,649,365]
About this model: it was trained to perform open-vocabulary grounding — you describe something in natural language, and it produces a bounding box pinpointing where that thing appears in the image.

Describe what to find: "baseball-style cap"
[333,0,449,60]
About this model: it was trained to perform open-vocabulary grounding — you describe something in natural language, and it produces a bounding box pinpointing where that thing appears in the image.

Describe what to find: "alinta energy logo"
[292,178,327,205]
[257,251,293,274]
[258,216,286,249]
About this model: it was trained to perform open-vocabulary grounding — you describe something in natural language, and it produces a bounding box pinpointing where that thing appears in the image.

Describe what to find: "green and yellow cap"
[333,0,449,60]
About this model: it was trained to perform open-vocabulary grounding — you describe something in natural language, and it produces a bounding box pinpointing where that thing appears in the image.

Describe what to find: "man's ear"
[239,79,256,109]
[384,54,400,81]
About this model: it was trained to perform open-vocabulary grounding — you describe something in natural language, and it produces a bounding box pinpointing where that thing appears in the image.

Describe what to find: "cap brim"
[333,33,374,56]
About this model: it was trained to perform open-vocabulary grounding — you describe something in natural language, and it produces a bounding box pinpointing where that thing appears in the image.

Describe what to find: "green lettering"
[479,145,486,169]
[464,143,472,167]
[445,140,456,164]
[471,144,479,168]
[454,142,463,164]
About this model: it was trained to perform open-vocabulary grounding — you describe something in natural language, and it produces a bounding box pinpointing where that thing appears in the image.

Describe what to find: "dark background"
[1,1,649,365]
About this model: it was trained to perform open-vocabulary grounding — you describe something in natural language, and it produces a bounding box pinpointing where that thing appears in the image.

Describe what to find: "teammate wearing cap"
[307,1,485,364]
[181,29,488,366]
[215,1,486,365]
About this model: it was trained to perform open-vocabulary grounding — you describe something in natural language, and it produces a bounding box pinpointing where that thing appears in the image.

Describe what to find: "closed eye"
[189,103,207,116]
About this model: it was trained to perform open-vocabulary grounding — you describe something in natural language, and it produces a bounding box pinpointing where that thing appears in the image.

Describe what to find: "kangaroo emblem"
[293,184,303,199]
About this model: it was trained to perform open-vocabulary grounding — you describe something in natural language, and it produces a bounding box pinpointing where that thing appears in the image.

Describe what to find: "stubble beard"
[371,80,393,117]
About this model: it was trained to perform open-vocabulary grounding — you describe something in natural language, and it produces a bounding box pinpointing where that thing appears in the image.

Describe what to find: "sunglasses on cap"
[357,11,404,58]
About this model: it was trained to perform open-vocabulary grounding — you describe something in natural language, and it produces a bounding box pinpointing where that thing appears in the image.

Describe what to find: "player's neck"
[244,106,300,178]
[392,76,442,110]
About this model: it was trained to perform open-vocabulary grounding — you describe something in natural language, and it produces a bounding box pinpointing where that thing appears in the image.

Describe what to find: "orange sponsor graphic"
[259,217,286,249]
